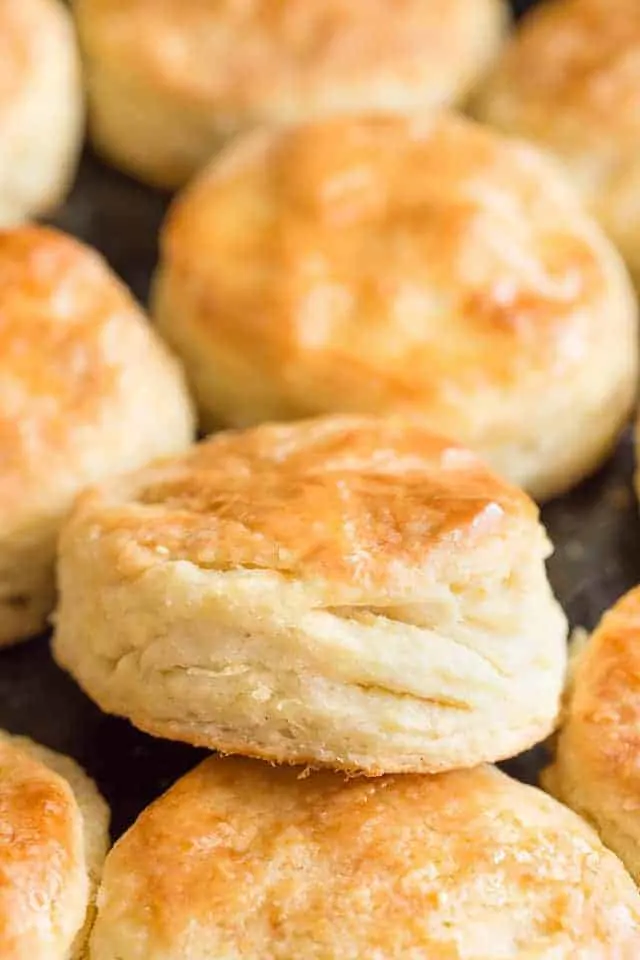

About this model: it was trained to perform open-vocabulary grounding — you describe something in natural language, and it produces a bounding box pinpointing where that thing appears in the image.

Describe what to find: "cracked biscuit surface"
[154,112,638,500]
[54,416,567,774]
[0,225,194,646]
[88,758,640,959]
[0,730,109,959]
[544,587,640,885]
[73,0,507,188]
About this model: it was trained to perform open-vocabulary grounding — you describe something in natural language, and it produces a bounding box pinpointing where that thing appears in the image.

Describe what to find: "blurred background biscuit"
[73,0,508,188]
[0,730,109,959]
[54,416,567,774]
[154,112,638,500]
[0,0,82,223]
[89,758,640,959]
[475,0,640,286]
[0,226,194,647]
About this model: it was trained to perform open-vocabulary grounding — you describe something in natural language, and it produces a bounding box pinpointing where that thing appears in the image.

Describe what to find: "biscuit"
[475,0,640,286]
[73,0,507,189]
[0,0,82,223]
[89,758,640,959]
[544,587,640,884]
[53,416,568,774]
[153,112,638,501]
[0,730,109,959]
[0,225,194,647]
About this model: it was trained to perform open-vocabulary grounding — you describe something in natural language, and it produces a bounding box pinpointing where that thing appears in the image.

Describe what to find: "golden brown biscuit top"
[76,0,503,107]
[162,114,621,422]
[0,226,158,518]
[560,587,640,816]
[93,759,640,958]
[480,0,640,140]
[72,416,539,600]
[0,736,83,954]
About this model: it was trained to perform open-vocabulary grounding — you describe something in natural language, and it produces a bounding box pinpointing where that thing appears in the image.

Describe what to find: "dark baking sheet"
[2,0,639,840]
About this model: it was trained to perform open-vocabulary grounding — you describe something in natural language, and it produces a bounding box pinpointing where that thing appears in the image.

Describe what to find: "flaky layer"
[54,417,567,773]
[475,0,640,284]
[89,759,640,959]
[154,113,638,499]
[75,0,507,187]
[0,226,194,646]
[544,587,640,884]
[0,732,109,959]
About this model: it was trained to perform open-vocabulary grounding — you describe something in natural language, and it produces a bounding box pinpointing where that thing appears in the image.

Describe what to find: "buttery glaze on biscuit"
[0,226,194,646]
[0,731,109,959]
[0,0,82,222]
[154,112,638,500]
[545,587,640,884]
[74,0,507,187]
[54,416,568,774]
[475,0,640,284]
[89,759,640,959]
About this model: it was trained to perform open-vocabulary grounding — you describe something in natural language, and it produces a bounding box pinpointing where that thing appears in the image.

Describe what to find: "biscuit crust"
[0,226,194,646]
[0,0,82,222]
[0,731,109,959]
[154,113,638,499]
[54,416,567,774]
[89,759,640,959]
[544,587,640,884]
[475,0,640,285]
[74,0,507,187]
